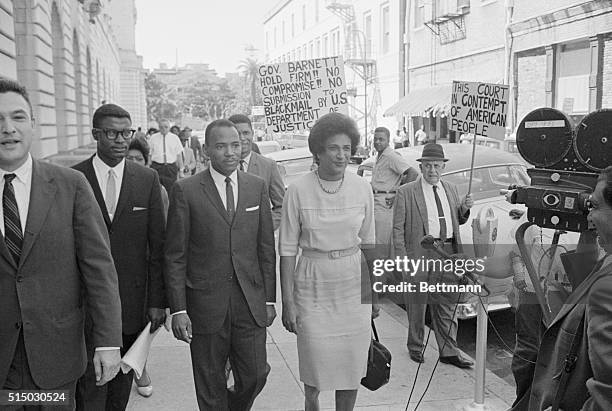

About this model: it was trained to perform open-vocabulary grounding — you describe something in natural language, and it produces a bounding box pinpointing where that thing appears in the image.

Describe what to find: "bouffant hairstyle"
[308,113,360,157]
[128,139,149,164]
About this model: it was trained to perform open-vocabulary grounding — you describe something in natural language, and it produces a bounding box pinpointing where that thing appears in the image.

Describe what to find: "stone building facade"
[0,0,144,159]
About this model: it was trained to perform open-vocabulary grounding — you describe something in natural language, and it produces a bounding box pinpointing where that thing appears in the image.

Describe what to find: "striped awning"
[384,85,452,117]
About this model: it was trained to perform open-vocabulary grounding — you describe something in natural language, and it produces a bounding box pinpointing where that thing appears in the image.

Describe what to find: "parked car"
[256,140,282,156]
[350,145,370,164]
[358,144,531,319]
[265,147,315,189]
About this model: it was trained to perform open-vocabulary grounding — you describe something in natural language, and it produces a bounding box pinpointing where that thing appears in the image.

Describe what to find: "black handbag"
[360,320,392,391]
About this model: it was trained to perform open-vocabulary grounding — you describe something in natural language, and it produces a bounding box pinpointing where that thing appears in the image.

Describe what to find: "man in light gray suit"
[392,143,474,368]
[229,114,284,230]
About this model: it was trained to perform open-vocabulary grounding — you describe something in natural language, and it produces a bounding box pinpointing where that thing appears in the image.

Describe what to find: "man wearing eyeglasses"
[148,119,184,193]
[73,104,166,410]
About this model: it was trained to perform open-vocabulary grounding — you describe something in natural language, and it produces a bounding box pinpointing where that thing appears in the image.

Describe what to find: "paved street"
[127,303,515,411]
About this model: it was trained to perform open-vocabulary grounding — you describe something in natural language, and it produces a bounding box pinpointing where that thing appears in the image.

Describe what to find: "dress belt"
[373,190,396,194]
[301,246,360,259]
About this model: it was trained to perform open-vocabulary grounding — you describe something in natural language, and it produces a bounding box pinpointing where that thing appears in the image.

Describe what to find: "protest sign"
[258,56,348,133]
[449,81,509,140]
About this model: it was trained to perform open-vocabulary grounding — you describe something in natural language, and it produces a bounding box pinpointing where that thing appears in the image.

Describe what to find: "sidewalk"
[127,303,515,411]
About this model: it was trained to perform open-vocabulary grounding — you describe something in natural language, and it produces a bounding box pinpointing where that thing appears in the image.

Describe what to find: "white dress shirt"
[149,132,183,164]
[92,155,125,220]
[240,152,252,172]
[421,178,453,239]
[0,154,32,236]
[209,165,238,210]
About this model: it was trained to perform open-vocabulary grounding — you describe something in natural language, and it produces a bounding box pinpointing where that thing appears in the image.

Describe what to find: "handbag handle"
[371,320,380,342]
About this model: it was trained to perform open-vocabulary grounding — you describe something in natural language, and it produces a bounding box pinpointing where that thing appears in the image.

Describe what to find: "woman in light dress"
[279,113,376,411]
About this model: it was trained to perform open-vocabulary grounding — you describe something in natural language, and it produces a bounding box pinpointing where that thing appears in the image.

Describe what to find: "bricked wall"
[516,53,547,124]
[602,33,612,108]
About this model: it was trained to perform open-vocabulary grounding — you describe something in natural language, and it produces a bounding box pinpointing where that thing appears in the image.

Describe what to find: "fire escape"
[326,0,379,139]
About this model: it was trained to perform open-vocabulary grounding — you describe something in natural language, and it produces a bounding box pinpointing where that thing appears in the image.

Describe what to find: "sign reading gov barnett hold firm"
[259,56,348,133]
[450,81,510,140]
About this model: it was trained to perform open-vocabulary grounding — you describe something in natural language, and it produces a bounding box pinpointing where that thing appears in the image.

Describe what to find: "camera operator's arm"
[560,230,599,288]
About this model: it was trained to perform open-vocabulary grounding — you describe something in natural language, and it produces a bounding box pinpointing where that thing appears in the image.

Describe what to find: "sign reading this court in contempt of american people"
[258,56,349,133]
[449,81,509,140]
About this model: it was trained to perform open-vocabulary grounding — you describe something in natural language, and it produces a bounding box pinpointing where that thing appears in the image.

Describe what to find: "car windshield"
[444,165,529,200]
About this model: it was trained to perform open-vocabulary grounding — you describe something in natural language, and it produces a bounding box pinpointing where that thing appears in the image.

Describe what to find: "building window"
[336,29,341,55]
[310,42,314,59]
[415,0,425,27]
[381,4,390,54]
[291,13,295,37]
[297,47,301,60]
[315,0,319,22]
[316,38,321,58]
[364,12,372,58]
[302,5,307,30]
[282,21,286,43]
[266,31,269,52]
[331,31,336,55]
[303,44,307,58]
[274,27,277,48]
[555,41,590,115]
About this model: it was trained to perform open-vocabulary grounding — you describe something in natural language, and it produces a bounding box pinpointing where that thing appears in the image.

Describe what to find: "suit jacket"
[513,257,612,411]
[393,176,470,262]
[0,160,122,388]
[164,168,276,334]
[73,157,166,335]
[247,151,284,230]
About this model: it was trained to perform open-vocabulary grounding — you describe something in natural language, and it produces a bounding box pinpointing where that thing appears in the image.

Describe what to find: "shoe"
[409,350,425,363]
[135,373,153,398]
[439,355,473,369]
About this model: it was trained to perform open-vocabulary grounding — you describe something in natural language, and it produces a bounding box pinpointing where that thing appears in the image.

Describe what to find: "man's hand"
[372,303,380,319]
[462,193,474,209]
[93,349,121,386]
[147,307,166,333]
[282,302,298,334]
[266,305,277,327]
[171,313,192,343]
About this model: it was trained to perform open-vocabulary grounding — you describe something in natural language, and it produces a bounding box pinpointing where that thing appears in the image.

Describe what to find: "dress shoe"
[134,373,153,398]
[439,355,473,369]
[409,350,425,363]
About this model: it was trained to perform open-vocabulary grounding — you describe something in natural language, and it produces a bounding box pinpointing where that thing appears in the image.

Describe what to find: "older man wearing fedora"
[392,143,474,368]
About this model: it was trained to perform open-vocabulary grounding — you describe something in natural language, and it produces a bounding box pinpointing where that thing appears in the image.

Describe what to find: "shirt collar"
[92,154,125,177]
[377,145,393,159]
[242,151,252,166]
[421,176,442,189]
[0,153,32,184]
[210,164,238,185]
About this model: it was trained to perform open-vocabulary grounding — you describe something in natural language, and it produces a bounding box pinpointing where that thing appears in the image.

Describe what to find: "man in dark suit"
[228,114,284,230]
[0,79,122,408]
[393,143,474,368]
[72,104,166,410]
[165,119,276,410]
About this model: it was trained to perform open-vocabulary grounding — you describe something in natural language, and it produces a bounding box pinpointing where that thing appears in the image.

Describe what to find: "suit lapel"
[441,180,460,235]
[82,157,111,228]
[200,169,232,225]
[548,257,612,328]
[234,171,250,225]
[413,177,428,234]
[112,162,134,224]
[0,231,16,269]
[20,160,57,266]
[248,152,260,176]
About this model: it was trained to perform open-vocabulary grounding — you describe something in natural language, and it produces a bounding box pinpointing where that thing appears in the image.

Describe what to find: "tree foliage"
[237,57,263,107]
[145,72,178,123]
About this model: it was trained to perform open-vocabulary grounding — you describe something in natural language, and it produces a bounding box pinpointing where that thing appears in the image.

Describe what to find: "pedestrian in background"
[279,113,376,411]
[179,130,197,176]
[73,104,166,410]
[148,119,184,193]
[0,77,123,408]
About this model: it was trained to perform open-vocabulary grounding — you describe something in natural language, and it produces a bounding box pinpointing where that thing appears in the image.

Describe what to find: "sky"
[135,0,279,75]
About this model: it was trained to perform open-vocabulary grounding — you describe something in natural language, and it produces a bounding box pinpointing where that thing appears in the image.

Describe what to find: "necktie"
[239,160,245,172]
[3,174,23,265]
[163,134,167,164]
[225,176,235,219]
[106,169,117,217]
[432,185,447,240]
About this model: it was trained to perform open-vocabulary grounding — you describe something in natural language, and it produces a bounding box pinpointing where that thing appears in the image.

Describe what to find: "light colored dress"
[279,171,375,390]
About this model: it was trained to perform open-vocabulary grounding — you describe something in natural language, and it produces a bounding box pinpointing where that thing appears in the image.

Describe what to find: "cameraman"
[487,168,612,410]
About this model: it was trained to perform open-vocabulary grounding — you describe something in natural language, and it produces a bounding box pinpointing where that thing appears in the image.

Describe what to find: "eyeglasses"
[93,128,135,140]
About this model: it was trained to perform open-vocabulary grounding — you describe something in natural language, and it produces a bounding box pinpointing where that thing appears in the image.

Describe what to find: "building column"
[544,45,556,107]
[589,34,603,111]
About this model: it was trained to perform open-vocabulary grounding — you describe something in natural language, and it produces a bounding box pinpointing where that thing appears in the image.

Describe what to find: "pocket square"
[132,206,147,211]
[245,205,259,212]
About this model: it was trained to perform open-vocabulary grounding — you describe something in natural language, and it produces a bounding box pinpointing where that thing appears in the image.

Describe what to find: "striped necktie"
[3,174,23,265]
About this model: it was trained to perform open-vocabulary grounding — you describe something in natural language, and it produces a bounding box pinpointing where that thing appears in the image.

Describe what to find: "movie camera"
[507,108,612,232]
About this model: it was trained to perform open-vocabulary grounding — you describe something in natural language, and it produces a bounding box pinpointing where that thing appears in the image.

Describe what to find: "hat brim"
[417,156,449,162]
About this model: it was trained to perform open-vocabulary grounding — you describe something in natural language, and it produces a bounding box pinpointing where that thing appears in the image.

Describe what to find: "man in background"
[148,119,184,193]
[228,114,284,230]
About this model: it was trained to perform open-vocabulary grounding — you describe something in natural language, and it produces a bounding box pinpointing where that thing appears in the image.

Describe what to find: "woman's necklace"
[315,170,344,194]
